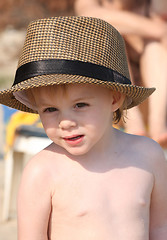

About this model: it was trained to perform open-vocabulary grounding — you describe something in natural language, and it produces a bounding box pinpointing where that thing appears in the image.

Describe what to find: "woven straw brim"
[0,73,155,113]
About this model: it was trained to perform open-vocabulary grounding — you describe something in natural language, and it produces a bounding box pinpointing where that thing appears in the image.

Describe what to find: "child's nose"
[59,118,77,130]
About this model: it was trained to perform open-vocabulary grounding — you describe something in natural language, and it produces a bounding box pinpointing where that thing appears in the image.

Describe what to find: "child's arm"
[149,143,167,240]
[17,155,52,240]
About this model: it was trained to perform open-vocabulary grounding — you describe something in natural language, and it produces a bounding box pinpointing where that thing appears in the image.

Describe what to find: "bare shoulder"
[116,129,167,169]
[134,134,166,169]
[115,128,167,176]
[20,143,65,190]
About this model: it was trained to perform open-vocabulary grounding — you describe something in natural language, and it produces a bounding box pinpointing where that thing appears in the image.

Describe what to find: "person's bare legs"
[124,106,146,135]
[123,37,147,136]
[140,41,167,147]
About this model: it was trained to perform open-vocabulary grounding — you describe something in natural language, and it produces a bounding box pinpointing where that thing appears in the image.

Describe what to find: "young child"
[0,16,167,240]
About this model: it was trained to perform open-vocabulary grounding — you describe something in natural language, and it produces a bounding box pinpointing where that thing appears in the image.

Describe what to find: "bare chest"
[49,166,153,239]
[53,167,153,210]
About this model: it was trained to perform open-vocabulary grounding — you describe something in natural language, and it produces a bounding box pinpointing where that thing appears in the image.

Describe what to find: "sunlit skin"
[17,84,167,240]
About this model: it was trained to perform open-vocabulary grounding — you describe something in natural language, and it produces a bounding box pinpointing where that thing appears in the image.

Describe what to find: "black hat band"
[13,59,131,86]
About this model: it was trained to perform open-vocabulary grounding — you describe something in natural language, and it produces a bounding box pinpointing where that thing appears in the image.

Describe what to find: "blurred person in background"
[75,0,167,148]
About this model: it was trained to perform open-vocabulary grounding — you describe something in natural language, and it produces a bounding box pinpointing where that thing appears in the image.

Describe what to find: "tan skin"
[17,84,167,240]
[75,0,167,148]
[75,0,167,39]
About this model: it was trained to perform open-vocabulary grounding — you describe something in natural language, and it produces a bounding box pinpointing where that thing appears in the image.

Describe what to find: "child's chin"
[65,147,90,156]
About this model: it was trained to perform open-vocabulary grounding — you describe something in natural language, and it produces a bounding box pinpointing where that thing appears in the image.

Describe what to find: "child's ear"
[111,91,125,112]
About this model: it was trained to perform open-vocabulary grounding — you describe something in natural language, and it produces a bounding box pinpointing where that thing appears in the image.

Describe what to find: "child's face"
[31,84,115,156]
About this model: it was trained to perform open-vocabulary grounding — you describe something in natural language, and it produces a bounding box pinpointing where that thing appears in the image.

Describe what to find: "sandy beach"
[0,158,17,240]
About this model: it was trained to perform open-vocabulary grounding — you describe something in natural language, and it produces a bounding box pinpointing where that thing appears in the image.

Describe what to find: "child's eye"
[75,103,89,109]
[44,107,58,113]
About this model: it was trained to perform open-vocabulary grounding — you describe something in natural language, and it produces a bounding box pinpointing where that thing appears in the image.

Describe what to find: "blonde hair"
[113,98,127,124]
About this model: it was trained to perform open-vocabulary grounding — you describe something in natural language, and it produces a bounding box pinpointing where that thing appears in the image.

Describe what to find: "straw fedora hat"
[0,16,155,113]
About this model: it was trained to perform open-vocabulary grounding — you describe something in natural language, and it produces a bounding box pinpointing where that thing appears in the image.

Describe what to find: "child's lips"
[63,135,84,145]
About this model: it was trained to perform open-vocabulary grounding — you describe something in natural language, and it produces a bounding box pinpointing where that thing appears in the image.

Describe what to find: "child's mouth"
[63,135,84,145]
